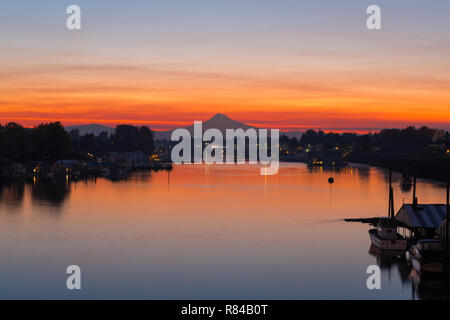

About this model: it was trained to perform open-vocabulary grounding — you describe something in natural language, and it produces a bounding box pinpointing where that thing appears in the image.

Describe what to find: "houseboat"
[369,220,408,251]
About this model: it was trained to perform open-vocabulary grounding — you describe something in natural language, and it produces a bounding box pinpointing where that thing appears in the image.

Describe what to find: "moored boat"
[369,220,408,251]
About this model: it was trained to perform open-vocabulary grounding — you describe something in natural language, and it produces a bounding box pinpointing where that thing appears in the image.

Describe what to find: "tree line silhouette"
[280,126,449,154]
[0,121,448,162]
[0,122,154,161]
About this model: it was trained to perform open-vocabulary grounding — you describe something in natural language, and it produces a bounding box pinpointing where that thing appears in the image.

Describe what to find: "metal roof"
[395,204,448,228]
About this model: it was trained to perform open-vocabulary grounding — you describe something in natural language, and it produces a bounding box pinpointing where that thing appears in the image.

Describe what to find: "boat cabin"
[376,223,397,240]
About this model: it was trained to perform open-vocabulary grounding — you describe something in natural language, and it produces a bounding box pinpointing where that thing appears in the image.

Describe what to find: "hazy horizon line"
[2,116,449,135]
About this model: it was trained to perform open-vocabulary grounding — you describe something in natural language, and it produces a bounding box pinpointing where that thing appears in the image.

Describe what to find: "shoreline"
[348,152,450,183]
[1,156,448,184]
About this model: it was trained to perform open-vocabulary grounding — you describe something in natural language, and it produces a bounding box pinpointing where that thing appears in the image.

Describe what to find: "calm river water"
[0,163,448,299]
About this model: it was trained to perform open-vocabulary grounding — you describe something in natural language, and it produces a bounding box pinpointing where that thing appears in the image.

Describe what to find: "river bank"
[349,152,450,182]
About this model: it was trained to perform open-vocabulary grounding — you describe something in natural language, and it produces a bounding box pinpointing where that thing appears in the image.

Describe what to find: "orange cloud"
[0,63,449,131]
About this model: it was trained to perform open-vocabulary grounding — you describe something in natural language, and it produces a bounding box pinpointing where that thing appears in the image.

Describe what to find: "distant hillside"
[155,113,255,140]
[65,115,304,140]
[65,124,114,136]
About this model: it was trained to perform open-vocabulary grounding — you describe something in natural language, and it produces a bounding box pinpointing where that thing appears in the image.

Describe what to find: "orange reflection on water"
[0,163,447,299]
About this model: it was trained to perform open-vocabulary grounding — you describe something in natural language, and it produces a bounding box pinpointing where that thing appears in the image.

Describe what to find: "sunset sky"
[1,0,449,132]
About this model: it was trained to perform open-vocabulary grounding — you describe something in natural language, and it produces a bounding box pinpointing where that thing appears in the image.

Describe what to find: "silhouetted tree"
[111,125,154,154]
[358,134,372,152]
[0,124,4,156]
[112,125,140,152]
[79,133,97,153]
[139,126,154,154]
[30,122,72,160]
[0,122,29,160]
[97,131,111,154]
[375,126,435,153]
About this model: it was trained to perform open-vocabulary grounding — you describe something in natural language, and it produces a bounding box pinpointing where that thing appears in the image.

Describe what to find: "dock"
[344,217,386,226]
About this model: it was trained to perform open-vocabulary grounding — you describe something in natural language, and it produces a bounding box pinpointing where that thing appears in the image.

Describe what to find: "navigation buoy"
[328,177,334,184]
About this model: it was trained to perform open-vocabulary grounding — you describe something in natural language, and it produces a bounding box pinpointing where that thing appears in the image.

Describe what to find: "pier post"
[446,180,449,290]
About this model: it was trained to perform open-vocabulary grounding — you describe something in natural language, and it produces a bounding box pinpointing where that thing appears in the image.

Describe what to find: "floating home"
[395,203,448,240]
[437,218,450,241]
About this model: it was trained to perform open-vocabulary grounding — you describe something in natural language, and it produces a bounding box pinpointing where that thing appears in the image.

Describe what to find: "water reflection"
[0,181,25,211]
[30,178,72,208]
[400,174,413,193]
[369,244,450,300]
[0,170,156,212]
[369,245,411,290]
[356,166,371,182]
[409,268,450,300]
[306,164,346,174]
[0,163,447,299]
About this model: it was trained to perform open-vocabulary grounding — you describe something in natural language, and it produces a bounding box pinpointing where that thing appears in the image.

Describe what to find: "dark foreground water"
[0,163,448,299]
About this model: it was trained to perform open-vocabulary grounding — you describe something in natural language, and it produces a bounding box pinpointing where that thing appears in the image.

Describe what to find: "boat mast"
[388,169,394,219]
